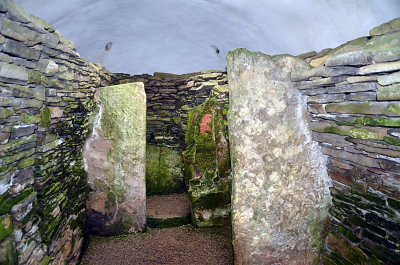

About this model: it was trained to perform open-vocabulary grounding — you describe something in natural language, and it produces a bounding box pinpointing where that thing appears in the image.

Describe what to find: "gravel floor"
[146,194,191,217]
[80,226,233,265]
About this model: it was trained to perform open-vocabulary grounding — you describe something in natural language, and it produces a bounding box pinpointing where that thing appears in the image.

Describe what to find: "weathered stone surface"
[322,147,379,168]
[327,82,376,94]
[227,48,330,264]
[358,61,400,75]
[0,214,13,242]
[366,32,400,63]
[346,75,377,84]
[370,18,400,36]
[377,71,400,86]
[84,83,146,235]
[0,17,42,46]
[312,132,351,148]
[346,92,376,101]
[41,32,60,48]
[377,83,400,101]
[37,59,58,76]
[146,144,184,195]
[0,238,17,265]
[307,93,345,103]
[325,51,372,66]
[291,66,358,81]
[297,76,346,90]
[0,64,28,81]
[184,98,231,227]
[2,39,40,61]
[326,102,400,116]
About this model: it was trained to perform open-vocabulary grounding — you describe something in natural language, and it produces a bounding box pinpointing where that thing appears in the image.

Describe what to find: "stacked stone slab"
[0,1,112,264]
[227,49,331,264]
[114,71,230,198]
[291,18,400,265]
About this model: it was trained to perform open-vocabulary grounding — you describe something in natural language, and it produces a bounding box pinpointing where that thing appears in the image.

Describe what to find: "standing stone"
[227,48,331,265]
[184,98,231,227]
[84,83,146,235]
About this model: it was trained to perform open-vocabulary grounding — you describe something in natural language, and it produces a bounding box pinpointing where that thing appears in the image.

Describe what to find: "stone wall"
[227,49,331,264]
[292,18,400,264]
[0,1,112,264]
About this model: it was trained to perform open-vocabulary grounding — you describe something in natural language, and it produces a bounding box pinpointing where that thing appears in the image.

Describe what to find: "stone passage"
[227,49,331,264]
[84,83,146,235]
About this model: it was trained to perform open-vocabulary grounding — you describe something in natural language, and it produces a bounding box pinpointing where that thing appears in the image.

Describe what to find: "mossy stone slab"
[84,82,146,235]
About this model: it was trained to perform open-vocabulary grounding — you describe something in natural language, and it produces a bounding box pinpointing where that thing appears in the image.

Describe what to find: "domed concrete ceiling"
[16,0,400,75]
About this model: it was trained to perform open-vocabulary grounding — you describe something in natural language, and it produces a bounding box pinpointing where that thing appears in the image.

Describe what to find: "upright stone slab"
[227,48,331,264]
[84,83,146,235]
[184,98,231,227]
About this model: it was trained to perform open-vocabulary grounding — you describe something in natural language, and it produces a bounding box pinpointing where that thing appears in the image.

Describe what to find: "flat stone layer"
[146,193,190,218]
[84,83,146,235]
[227,48,330,265]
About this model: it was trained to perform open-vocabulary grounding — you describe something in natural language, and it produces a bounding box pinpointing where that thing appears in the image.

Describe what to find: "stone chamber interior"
[1,0,400,264]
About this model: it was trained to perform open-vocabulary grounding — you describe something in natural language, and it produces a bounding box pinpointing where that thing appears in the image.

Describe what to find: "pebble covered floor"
[80,226,233,265]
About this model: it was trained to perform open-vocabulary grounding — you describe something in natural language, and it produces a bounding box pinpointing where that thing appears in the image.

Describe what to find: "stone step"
[146,193,191,228]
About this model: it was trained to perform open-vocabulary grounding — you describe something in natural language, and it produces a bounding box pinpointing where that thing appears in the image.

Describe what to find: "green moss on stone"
[0,107,13,119]
[184,98,231,227]
[0,187,34,215]
[171,116,182,125]
[0,215,13,242]
[40,106,51,127]
[38,256,51,265]
[21,113,41,124]
[362,116,400,127]
[320,125,349,136]
[337,225,361,243]
[146,144,184,195]
[387,198,400,210]
[388,104,400,115]
[18,157,35,169]
[336,121,354,126]
[383,136,400,146]
[28,70,48,85]
[349,128,380,140]
[0,238,17,265]
[325,232,368,264]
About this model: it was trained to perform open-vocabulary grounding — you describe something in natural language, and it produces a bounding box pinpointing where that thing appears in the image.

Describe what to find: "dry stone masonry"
[292,18,400,265]
[1,0,400,264]
[0,0,112,264]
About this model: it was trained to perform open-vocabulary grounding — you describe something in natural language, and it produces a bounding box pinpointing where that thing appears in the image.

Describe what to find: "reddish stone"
[328,169,355,185]
[200,113,212,133]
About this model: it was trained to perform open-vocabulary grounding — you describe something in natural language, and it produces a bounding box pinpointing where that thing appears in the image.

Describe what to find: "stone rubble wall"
[0,1,112,264]
[292,18,400,265]
[227,49,331,264]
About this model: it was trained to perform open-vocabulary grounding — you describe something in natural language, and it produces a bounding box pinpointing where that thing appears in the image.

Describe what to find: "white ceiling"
[15,0,400,75]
